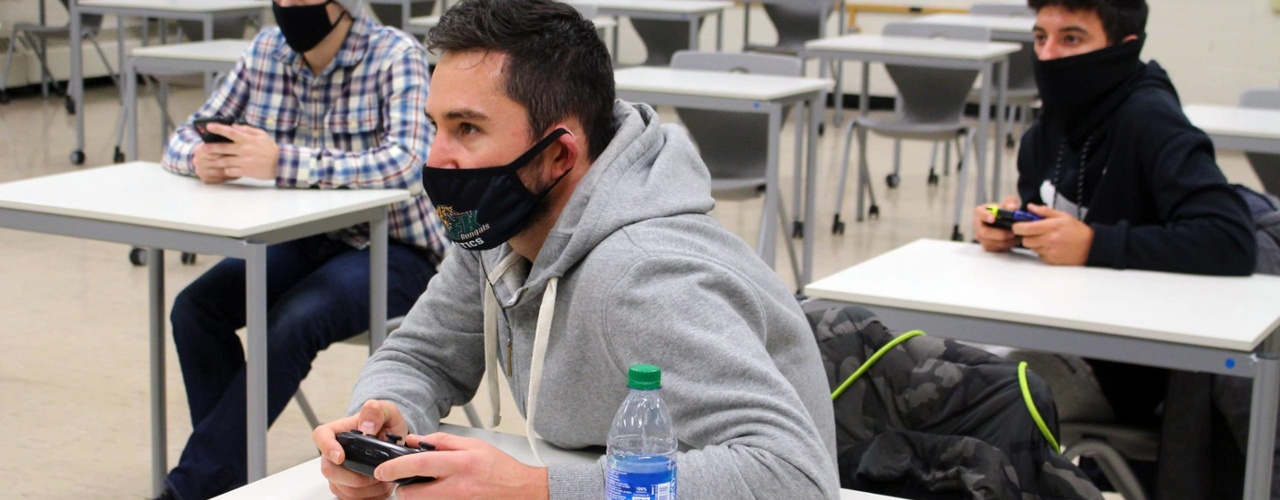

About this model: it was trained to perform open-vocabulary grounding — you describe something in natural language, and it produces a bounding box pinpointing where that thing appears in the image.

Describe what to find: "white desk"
[68,0,268,165]
[805,34,1021,239]
[614,66,833,287]
[213,423,901,500]
[909,14,1035,43]
[1185,104,1280,156]
[804,238,1280,499]
[571,0,733,62]
[123,39,252,161]
[0,162,408,495]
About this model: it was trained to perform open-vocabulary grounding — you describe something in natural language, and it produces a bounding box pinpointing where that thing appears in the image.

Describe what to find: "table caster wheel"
[129,247,147,266]
[71,150,85,165]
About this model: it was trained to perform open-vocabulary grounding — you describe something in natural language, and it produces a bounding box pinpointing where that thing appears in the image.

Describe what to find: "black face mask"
[422,128,571,251]
[1033,36,1147,145]
[273,0,346,54]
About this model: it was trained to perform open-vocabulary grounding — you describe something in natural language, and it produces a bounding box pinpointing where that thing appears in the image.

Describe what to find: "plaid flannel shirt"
[161,16,448,263]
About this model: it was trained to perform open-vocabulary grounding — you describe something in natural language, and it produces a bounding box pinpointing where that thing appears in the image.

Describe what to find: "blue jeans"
[165,234,436,500]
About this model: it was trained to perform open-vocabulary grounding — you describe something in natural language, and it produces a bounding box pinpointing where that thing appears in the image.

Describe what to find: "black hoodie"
[1017,61,1257,276]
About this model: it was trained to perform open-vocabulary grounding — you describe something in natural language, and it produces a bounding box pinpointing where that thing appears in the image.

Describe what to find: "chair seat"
[858,116,967,141]
[710,178,766,201]
[969,86,1039,105]
[1060,421,1160,462]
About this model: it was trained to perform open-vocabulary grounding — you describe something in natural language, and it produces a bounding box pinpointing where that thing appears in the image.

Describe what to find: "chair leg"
[831,117,858,234]
[295,389,322,430]
[776,198,802,291]
[927,142,940,186]
[950,129,976,242]
[1063,440,1149,500]
[0,27,19,102]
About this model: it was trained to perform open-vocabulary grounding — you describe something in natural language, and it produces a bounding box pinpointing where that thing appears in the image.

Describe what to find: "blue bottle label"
[605,466,676,500]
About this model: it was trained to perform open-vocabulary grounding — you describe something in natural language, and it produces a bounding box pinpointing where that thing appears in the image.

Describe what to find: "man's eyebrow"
[445,109,490,121]
[1034,24,1092,35]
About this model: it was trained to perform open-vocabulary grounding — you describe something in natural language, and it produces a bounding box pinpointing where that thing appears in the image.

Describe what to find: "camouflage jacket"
[805,304,1103,500]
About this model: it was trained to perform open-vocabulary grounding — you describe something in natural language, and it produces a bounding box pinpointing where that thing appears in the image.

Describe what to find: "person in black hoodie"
[972,0,1260,495]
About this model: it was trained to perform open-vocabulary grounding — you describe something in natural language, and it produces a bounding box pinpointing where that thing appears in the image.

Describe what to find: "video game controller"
[983,206,1042,230]
[335,431,437,486]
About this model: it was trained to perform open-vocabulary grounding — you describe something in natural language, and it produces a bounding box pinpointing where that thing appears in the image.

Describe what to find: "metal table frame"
[800,299,1280,498]
[805,42,1012,226]
[124,45,243,160]
[0,198,393,497]
[68,0,267,165]
[616,80,826,287]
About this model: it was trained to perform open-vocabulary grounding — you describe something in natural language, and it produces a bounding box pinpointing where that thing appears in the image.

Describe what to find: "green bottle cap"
[627,364,661,390]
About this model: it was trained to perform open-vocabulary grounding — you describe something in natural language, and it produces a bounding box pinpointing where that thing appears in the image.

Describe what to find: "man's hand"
[192,143,239,184]
[1013,204,1094,266]
[199,123,280,180]
[377,433,550,500]
[973,195,1021,253]
[313,400,411,500]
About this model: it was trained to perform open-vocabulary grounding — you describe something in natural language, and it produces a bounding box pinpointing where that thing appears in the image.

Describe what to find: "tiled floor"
[0,77,1260,499]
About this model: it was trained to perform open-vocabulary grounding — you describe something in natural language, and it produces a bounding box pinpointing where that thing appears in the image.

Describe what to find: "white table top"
[212,423,897,499]
[805,33,1022,61]
[1184,104,1280,142]
[909,13,1035,39]
[615,66,832,102]
[407,14,616,31]
[805,239,1280,352]
[130,39,251,63]
[0,162,409,239]
[78,0,267,13]
[571,0,733,15]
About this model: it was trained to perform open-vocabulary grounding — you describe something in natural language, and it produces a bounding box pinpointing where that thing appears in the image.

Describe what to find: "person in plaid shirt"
[155,1,447,498]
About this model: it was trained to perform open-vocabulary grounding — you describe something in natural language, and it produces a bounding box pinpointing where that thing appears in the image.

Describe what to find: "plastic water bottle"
[605,364,678,500]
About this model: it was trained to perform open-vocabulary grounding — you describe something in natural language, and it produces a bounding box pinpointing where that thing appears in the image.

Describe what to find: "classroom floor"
[0,80,1259,499]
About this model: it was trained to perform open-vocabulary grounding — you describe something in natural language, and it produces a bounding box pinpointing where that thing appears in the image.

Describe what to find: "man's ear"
[1122,34,1139,43]
[548,128,580,177]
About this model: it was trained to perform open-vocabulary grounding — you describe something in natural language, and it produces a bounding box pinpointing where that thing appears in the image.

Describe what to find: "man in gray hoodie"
[309,0,839,499]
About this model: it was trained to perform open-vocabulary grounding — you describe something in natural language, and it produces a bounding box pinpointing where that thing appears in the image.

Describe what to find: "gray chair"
[670,50,803,283]
[1060,421,1158,500]
[1241,88,1280,195]
[746,0,839,55]
[832,22,989,242]
[294,316,484,429]
[368,0,438,30]
[630,18,704,67]
[0,0,115,111]
[968,3,1038,149]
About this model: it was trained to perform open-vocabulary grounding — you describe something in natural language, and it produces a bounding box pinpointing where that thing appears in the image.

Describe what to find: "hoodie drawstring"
[482,253,523,429]
[524,276,557,465]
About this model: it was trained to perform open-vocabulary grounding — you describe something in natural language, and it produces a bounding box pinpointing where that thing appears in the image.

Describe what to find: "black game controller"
[336,431,437,486]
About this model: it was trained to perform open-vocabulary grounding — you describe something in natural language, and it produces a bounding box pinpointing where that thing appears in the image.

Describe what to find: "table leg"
[70,3,84,163]
[1245,333,1280,498]
[245,243,268,483]
[612,16,620,64]
[803,91,820,287]
[992,58,1009,199]
[369,211,389,353]
[127,57,138,161]
[716,10,723,52]
[148,248,167,497]
[759,106,781,267]
[854,62,869,220]
[974,61,993,206]
[791,97,805,236]
[203,16,215,92]
[688,17,698,53]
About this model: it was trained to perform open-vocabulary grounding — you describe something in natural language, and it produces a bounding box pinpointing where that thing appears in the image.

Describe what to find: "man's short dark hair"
[1028,0,1149,45]
[428,0,616,161]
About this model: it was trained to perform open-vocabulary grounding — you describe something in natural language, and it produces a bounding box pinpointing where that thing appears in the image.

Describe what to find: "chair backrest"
[630,19,700,66]
[969,3,1036,17]
[369,0,437,29]
[59,0,104,32]
[882,22,991,125]
[671,51,802,198]
[570,3,597,19]
[761,0,836,53]
[177,17,252,41]
[1241,88,1280,194]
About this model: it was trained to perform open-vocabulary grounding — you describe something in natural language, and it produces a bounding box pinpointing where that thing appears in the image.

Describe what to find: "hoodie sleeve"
[1085,102,1256,276]
[546,254,839,500]
[346,250,486,434]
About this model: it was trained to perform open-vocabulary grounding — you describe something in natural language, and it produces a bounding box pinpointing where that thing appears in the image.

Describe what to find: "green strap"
[831,330,925,401]
[1019,361,1061,452]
